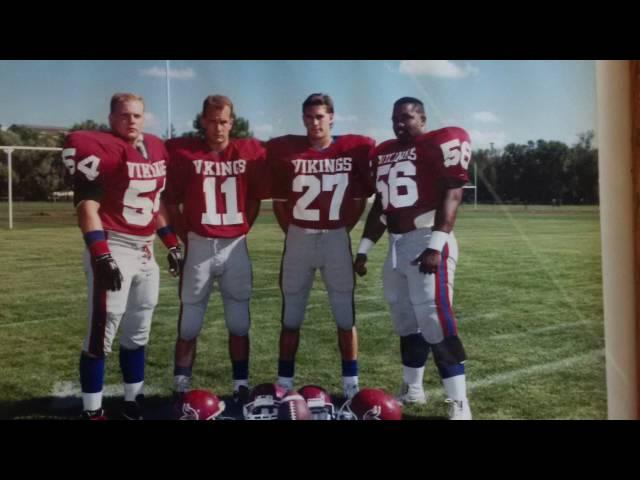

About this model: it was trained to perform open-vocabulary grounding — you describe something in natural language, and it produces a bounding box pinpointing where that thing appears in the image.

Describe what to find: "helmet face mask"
[178,389,225,420]
[299,385,336,420]
[243,383,287,420]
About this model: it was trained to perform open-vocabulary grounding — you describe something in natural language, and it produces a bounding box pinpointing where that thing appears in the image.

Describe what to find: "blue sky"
[0,60,597,149]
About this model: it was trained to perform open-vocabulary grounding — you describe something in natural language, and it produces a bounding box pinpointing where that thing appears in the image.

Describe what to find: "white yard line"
[488,320,598,341]
[425,348,604,400]
[49,381,162,409]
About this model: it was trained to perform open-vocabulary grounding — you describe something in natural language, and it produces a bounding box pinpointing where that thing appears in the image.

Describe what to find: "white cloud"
[468,129,508,149]
[399,60,478,79]
[364,127,394,144]
[144,112,159,128]
[472,111,501,123]
[334,113,358,123]
[140,66,195,80]
[253,124,274,135]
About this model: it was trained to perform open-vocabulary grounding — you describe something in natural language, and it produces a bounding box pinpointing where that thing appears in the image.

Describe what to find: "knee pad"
[431,336,467,369]
[400,333,430,368]
[179,304,206,341]
[223,298,251,336]
[328,290,355,330]
[120,337,148,351]
[282,293,308,330]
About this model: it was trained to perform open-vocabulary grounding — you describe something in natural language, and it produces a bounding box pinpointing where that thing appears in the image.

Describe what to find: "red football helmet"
[338,388,402,420]
[243,383,288,420]
[298,385,336,420]
[178,389,225,420]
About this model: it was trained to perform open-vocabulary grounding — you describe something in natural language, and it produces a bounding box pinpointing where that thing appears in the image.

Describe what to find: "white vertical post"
[166,60,172,139]
[473,161,478,210]
[596,60,637,419]
[3,148,14,230]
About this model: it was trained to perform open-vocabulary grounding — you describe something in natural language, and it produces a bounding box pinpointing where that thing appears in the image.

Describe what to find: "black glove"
[354,253,368,277]
[94,253,123,291]
[167,246,183,277]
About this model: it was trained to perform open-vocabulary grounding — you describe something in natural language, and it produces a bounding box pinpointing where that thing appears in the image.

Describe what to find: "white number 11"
[201,177,244,225]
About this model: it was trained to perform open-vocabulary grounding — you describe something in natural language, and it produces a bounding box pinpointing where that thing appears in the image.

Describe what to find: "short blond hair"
[110,93,145,113]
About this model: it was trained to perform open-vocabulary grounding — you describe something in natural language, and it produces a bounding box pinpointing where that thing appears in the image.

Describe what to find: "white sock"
[174,375,191,392]
[233,379,249,391]
[402,366,425,386]
[343,376,359,388]
[124,381,144,402]
[82,391,103,412]
[278,376,294,390]
[442,375,467,401]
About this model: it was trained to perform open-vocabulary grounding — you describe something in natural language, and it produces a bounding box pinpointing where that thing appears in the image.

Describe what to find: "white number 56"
[441,139,471,170]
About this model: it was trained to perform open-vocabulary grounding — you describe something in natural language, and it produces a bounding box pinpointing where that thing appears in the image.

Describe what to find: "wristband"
[157,226,179,249]
[358,238,375,256]
[84,230,110,258]
[428,230,449,253]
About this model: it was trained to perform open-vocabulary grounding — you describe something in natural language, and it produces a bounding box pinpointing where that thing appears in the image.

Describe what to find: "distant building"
[11,124,69,136]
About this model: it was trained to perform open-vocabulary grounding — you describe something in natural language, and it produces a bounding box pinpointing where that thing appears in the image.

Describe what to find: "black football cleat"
[122,398,144,420]
[232,385,250,406]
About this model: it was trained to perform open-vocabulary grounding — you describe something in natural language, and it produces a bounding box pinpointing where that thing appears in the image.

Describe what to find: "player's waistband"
[106,230,155,248]
[387,209,435,234]
[188,231,247,242]
[389,227,456,243]
[289,224,345,234]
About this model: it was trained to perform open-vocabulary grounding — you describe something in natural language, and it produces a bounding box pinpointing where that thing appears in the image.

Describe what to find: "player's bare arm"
[272,200,291,234]
[77,199,104,233]
[156,201,183,277]
[354,195,387,277]
[246,197,261,228]
[77,199,123,291]
[411,182,464,275]
[165,203,187,244]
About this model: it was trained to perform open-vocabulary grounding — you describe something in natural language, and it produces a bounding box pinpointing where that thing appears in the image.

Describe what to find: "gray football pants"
[178,232,252,340]
[383,228,459,344]
[280,224,355,331]
[83,231,159,357]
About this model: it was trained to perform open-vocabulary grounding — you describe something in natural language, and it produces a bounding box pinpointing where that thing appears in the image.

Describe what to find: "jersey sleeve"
[164,140,190,205]
[246,140,271,200]
[62,132,118,206]
[350,136,376,199]
[428,128,472,187]
[266,139,290,201]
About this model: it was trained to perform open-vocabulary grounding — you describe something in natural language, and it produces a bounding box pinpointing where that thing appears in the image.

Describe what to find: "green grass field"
[0,201,605,419]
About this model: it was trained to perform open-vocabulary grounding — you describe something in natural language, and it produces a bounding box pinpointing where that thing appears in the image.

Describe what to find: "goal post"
[1,146,63,229]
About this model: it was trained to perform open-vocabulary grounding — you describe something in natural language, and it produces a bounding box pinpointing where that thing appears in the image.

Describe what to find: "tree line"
[0,119,598,205]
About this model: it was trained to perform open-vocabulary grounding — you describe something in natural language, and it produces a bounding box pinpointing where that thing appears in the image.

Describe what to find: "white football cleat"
[445,398,472,420]
[397,382,427,405]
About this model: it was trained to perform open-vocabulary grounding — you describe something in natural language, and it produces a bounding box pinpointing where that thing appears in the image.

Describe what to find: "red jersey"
[371,127,471,231]
[62,131,168,237]
[267,134,375,229]
[164,137,269,238]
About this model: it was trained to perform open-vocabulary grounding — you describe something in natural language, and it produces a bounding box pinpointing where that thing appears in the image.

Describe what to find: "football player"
[164,95,270,404]
[266,93,375,399]
[354,97,473,420]
[63,93,182,420]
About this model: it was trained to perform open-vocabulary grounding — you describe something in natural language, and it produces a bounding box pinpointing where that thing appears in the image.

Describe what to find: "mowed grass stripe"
[0,202,604,419]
